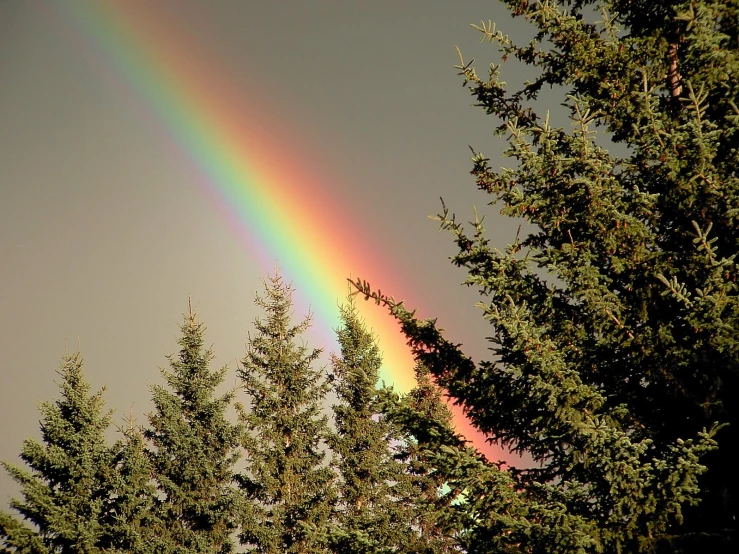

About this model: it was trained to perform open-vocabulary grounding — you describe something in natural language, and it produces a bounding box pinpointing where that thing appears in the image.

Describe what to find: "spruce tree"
[236,272,335,554]
[0,352,116,553]
[102,418,164,554]
[391,363,459,554]
[353,0,738,551]
[145,301,241,554]
[326,299,417,554]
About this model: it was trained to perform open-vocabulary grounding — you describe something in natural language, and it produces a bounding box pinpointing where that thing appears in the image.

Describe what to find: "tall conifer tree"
[236,272,335,554]
[326,299,416,554]
[352,0,738,551]
[146,302,241,554]
[0,353,116,553]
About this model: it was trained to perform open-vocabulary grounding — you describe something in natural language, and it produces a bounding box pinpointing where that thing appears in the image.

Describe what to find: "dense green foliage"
[328,299,440,554]
[0,354,123,552]
[327,300,405,553]
[352,0,739,552]
[389,363,459,554]
[236,273,335,554]
[7,2,736,551]
[145,302,242,553]
[105,420,164,554]
[1,287,464,554]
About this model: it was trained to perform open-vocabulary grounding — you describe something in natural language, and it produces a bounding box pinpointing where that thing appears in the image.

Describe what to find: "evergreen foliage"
[102,419,163,554]
[352,0,739,551]
[390,363,459,554]
[236,272,335,554]
[145,302,241,554]
[326,299,417,554]
[0,353,116,553]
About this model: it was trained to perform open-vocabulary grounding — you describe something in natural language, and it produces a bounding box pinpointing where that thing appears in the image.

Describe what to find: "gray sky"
[1,1,539,501]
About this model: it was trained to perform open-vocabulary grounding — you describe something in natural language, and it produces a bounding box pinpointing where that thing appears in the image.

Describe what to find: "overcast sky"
[1,1,543,501]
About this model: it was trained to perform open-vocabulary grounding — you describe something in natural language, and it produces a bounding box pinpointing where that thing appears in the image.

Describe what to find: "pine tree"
[0,352,116,553]
[326,299,417,554]
[352,0,738,551]
[393,363,459,554]
[236,272,335,554]
[101,418,164,554]
[145,301,241,554]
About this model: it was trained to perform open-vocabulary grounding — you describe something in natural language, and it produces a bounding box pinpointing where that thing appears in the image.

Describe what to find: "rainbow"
[43,0,500,461]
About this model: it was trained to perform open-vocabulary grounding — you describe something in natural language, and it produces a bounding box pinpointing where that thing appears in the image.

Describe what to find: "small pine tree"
[326,299,417,554]
[101,417,164,554]
[145,301,242,554]
[236,271,335,554]
[396,363,459,554]
[0,352,116,553]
